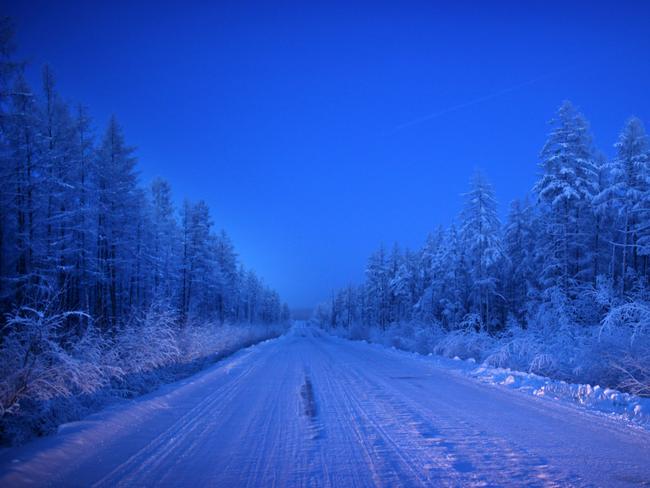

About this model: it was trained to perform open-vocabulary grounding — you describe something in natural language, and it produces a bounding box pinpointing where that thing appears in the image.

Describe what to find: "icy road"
[1,325,649,487]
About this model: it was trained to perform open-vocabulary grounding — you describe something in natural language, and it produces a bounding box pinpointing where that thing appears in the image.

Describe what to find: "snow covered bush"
[483,326,542,372]
[517,287,584,380]
[374,322,418,350]
[599,302,650,396]
[0,307,108,418]
[109,304,181,376]
[178,322,286,362]
[0,305,113,443]
[459,313,484,333]
[600,301,650,344]
[434,329,496,362]
[412,321,445,355]
[0,300,289,445]
[348,322,371,341]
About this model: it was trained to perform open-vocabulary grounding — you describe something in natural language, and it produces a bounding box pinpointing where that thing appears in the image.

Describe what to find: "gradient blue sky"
[6,1,650,309]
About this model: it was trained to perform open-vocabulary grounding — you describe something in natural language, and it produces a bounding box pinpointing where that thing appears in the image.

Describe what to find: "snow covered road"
[1,325,649,487]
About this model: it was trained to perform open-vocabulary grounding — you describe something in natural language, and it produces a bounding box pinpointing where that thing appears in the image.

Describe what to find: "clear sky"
[5,0,650,309]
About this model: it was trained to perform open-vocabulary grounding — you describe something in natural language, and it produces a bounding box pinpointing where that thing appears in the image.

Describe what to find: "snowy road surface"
[1,325,649,487]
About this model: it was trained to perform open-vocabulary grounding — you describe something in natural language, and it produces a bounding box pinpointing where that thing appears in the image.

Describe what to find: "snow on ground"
[469,363,650,429]
[0,323,649,487]
[364,345,650,432]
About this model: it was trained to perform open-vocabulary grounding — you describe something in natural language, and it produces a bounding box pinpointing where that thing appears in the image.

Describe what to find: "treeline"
[0,19,289,442]
[316,101,650,395]
[0,21,289,329]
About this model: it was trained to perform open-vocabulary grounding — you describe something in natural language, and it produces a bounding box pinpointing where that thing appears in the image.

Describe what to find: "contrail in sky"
[392,70,565,133]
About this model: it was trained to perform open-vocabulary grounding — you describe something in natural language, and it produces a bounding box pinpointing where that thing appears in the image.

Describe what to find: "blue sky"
[6,1,650,309]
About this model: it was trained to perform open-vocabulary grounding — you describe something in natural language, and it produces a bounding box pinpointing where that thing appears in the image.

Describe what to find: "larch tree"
[534,101,597,292]
[459,170,503,331]
[94,116,138,328]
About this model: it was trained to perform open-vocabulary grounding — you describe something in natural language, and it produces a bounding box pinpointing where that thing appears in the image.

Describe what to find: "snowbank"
[323,326,650,431]
[469,364,650,430]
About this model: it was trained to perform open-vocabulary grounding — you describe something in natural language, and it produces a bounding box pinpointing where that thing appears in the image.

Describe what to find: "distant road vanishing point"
[1,324,649,487]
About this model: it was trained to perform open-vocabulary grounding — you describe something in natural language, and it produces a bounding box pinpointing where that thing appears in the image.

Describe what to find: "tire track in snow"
[327,338,607,487]
[306,337,386,487]
[93,343,270,487]
[241,354,296,488]
[313,339,465,487]
[333,342,569,485]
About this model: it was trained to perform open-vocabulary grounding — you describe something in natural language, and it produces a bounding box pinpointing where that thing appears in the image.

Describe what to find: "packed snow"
[1,324,648,487]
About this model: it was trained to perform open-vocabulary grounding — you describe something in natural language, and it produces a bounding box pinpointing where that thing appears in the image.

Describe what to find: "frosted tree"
[213,230,239,323]
[402,248,421,317]
[615,118,649,287]
[534,101,597,291]
[417,230,442,305]
[591,152,615,285]
[39,66,95,318]
[438,224,466,328]
[150,178,180,303]
[69,105,97,319]
[596,118,649,293]
[130,188,153,311]
[243,270,261,323]
[40,66,68,288]
[180,200,214,323]
[415,224,465,328]
[94,116,139,327]
[2,74,42,304]
[387,243,412,323]
[460,170,503,331]
[0,17,21,303]
[365,244,389,329]
[415,230,442,323]
[281,303,291,322]
[0,17,19,107]
[503,197,537,322]
[261,289,281,323]
[342,284,359,327]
